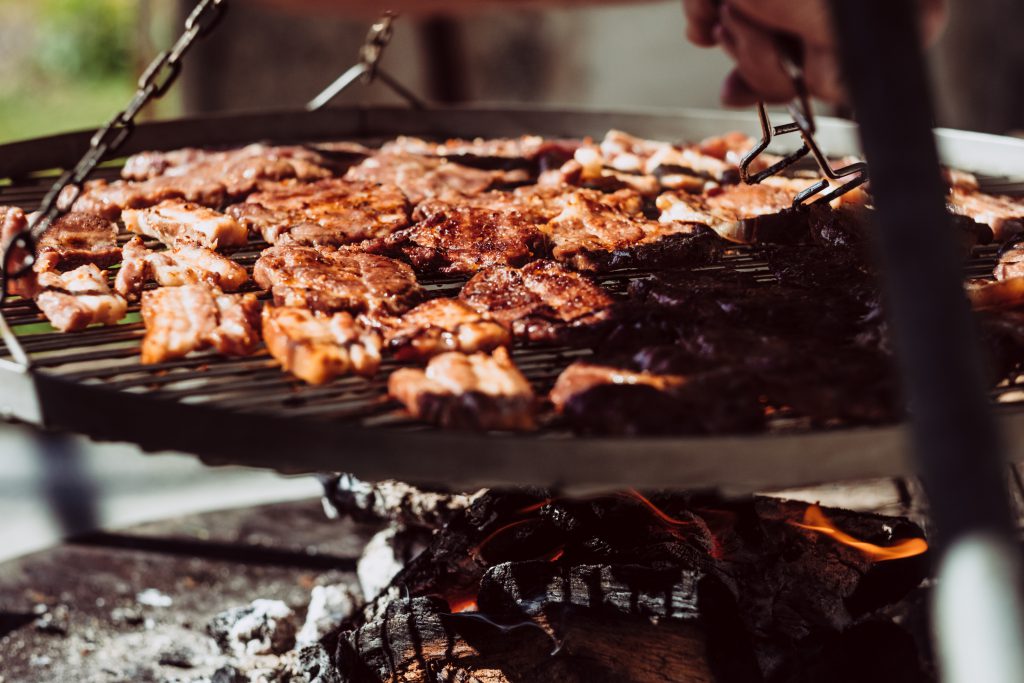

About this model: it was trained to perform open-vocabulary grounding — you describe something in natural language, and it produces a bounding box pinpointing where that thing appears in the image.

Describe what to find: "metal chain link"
[358,12,396,83]
[0,0,228,305]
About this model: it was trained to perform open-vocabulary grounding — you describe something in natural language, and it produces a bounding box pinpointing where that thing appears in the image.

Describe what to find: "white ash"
[322,474,483,529]
[296,583,363,648]
[207,599,297,658]
[356,524,429,602]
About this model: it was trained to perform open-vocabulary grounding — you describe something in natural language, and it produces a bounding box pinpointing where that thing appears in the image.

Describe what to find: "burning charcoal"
[157,644,200,669]
[207,599,297,657]
[320,473,482,530]
[357,526,430,602]
[296,583,363,648]
[291,644,343,683]
[210,665,248,683]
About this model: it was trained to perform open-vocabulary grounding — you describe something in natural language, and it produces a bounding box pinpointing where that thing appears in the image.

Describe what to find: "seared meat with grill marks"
[416,185,572,224]
[381,135,570,161]
[388,347,536,431]
[122,143,337,194]
[140,284,260,364]
[550,361,764,435]
[949,187,1024,241]
[375,298,511,361]
[115,236,248,300]
[459,260,616,345]
[123,200,247,250]
[70,176,226,221]
[33,212,120,272]
[34,264,127,332]
[381,200,547,275]
[254,245,422,315]
[1,206,35,297]
[262,305,381,384]
[996,242,1024,281]
[545,189,720,272]
[345,152,530,204]
[226,179,409,247]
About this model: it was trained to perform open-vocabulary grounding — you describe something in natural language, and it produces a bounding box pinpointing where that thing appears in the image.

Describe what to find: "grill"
[4,105,1024,493]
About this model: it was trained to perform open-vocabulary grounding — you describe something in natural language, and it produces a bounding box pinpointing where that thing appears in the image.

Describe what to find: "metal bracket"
[307,12,425,111]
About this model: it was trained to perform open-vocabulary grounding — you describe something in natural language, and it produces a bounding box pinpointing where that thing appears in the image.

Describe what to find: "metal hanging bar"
[0,0,230,367]
[307,12,425,111]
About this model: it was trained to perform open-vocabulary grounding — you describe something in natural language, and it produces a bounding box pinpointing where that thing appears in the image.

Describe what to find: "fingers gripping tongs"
[738,38,868,208]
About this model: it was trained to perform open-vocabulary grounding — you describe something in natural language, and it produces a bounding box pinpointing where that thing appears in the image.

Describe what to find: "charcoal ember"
[320,473,480,530]
[207,599,297,657]
[291,643,343,683]
[357,525,430,602]
[296,584,363,648]
[210,665,248,683]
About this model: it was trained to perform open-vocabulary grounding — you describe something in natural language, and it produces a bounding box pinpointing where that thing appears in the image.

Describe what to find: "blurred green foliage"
[33,0,136,81]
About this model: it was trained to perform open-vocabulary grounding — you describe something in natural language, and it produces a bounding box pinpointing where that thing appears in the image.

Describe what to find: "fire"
[449,598,478,613]
[624,489,698,528]
[791,505,928,562]
[470,518,538,560]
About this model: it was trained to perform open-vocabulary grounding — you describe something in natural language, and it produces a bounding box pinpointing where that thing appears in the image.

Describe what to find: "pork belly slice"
[115,237,248,300]
[382,200,547,275]
[122,143,337,194]
[459,260,615,345]
[226,179,409,247]
[123,200,247,250]
[1,206,35,297]
[949,187,1024,241]
[262,305,381,384]
[69,176,226,221]
[375,298,511,361]
[34,264,127,333]
[32,212,121,272]
[388,347,536,431]
[254,245,422,316]
[545,189,720,272]
[550,361,764,435]
[380,135,580,168]
[345,152,530,204]
[996,243,1024,281]
[140,285,260,364]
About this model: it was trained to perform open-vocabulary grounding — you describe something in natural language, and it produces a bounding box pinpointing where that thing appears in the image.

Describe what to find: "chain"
[358,11,396,83]
[0,0,228,305]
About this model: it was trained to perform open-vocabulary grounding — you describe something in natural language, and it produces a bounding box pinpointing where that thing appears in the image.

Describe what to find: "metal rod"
[828,2,1024,682]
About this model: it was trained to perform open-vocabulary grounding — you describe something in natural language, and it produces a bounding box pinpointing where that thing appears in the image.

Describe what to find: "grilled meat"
[459,259,616,345]
[966,277,1024,311]
[996,242,1024,281]
[122,143,337,194]
[949,187,1024,241]
[34,264,127,332]
[388,347,536,431]
[1,206,35,297]
[115,236,248,300]
[70,176,226,221]
[33,212,120,272]
[382,135,553,160]
[254,245,422,315]
[122,200,247,250]
[545,189,720,272]
[140,284,260,364]
[550,361,764,435]
[381,200,547,275]
[376,298,511,361]
[345,152,530,204]
[226,179,409,247]
[262,305,381,384]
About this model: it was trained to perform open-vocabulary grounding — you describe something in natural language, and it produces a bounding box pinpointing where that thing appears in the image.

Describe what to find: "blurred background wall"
[3,0,1020,144]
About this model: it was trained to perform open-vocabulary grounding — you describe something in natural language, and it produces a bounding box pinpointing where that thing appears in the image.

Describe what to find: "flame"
[449,598,478,613]
[624,489,698,528]
[791,505,928,562]
[471,518,538,559]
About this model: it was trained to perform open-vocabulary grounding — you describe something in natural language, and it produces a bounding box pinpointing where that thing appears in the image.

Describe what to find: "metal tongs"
[738,38,868,207]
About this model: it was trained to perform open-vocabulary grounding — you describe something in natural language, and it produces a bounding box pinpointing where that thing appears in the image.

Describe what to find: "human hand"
[682,0,947,106]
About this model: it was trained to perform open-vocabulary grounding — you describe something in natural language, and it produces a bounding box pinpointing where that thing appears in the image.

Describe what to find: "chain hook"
[359,11,396,83]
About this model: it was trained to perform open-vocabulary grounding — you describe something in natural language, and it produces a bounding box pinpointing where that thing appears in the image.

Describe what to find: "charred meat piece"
[254,245,422,315]
[388,347,536,431]
[122,143,337,194]
[948,187,1024,241]
[376,298,511,361]
[140,285,260,364]
[114,237,248,300]
[459,260,616,345]
[966,277,1024,311]
[345,152,529,204]
[382,200,547,275]
[550,361,764,435]
[70,176,226,221]
[122,200,247,250]
[226,179,409,247]
[546,189,720,272]
[996,242,1024,281]
[262,305,381,384]
[33,212,120,272]
[34,264,127,332]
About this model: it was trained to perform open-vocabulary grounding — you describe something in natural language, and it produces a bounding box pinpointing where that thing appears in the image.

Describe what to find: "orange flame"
[791,505,928,562]
[625,489,698,528]
[471,518,538,560]
[449,598,478,613]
